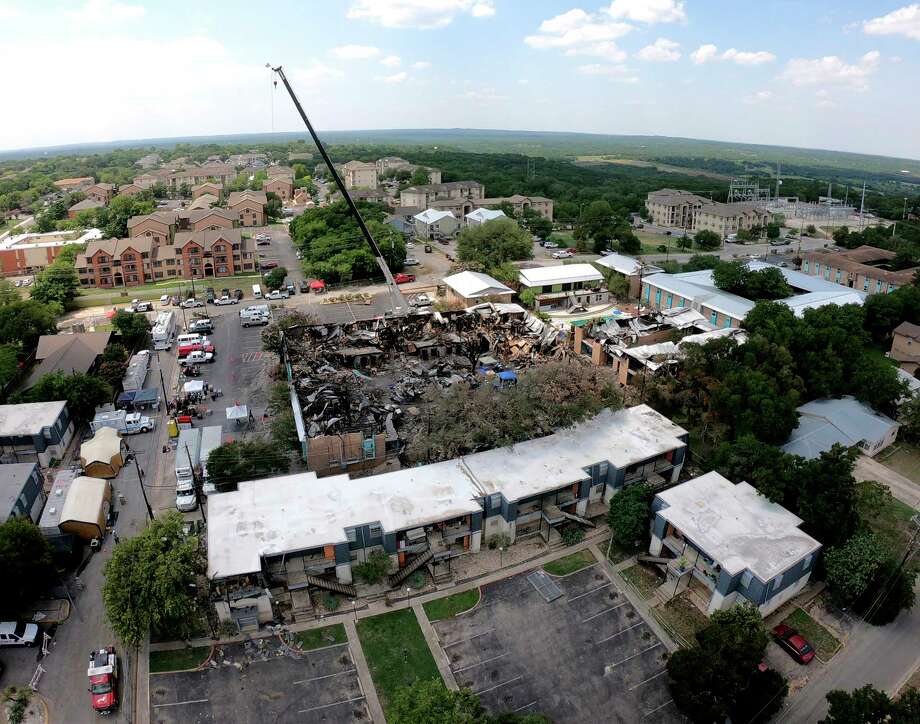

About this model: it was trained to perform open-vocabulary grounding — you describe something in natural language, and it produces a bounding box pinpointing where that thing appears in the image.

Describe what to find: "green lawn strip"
[295,623,347,651]
[149,645,211,673]
[781,608,841,661]
[422,589,481,622]
[655,594,709,646]
[543,550,596,576]
[601,538,641,564]
[879,443,920,483]
[859,488,918,560]
[356,609,442,714]
[619,563,664,599]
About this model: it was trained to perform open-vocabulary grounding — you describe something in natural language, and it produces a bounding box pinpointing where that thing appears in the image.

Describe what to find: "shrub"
[353,550,391,585]
[561,526,586,545]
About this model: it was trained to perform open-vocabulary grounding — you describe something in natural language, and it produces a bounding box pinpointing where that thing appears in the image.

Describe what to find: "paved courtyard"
[431,564,681,723]
[149,639,369,724]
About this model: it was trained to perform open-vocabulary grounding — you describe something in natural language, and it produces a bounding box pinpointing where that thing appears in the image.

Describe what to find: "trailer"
[175,427,202,486]
[199,426,224,495]
[152,311,176,350]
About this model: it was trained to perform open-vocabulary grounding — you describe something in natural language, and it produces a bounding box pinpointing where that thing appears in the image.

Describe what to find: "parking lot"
[150,639,369,724]
[432,565,680,723]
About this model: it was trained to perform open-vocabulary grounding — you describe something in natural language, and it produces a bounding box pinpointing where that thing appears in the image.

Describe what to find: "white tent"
[226,404,248,421]
[59,476,111,540]
[79,427,125,478]
[184,380,205,395]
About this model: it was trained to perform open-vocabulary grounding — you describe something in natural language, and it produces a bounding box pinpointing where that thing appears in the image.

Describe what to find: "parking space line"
[513,700,538,713]
[642,699,674,717]
[443,629,495,648]
[604,642,662,669]
[454,652,508,674]
[474,675,523,696]
[568,582,612,602]
[597,620,645,644]
[293,668,356,685]
[153,698,209,708]
[582,601,628,623]
[628,669,668,691]
[297,696,366,714]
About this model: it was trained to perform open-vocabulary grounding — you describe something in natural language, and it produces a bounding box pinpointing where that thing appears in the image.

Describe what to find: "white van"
[252,284,263,299]
[176,333,205,347]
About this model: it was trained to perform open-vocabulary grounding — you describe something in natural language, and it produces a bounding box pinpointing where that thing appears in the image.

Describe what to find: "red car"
[394,273,416,284]
[772,624,815,664]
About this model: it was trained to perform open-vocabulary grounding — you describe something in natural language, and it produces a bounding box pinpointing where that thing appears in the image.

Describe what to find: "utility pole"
[859,182,867,231]
[128,452,154,521]
[185,443,206,524]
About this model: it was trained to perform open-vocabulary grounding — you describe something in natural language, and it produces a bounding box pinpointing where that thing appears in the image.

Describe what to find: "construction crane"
[267,64,408,317]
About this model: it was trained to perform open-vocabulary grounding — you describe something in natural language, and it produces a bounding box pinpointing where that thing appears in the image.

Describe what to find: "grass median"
[295,623,347,651]
[149,645,211,673]
[422,589,480,622]
[544,550,596,577]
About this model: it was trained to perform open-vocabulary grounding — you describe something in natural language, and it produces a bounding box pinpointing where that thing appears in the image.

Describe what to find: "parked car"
[129,299,153,312]
[241,313,269,328]
[0,622,38,647]
[188,319,213,333]
[179,351,214,366]
[232,288,244,300]
[205,287,215,303]
[299,279,310,293]
[256,239,271,246]
[213,295,238,306]
[260,261,279,270]
[394,273,415,284]
[255,233,271,242]
[266,290,289,300]
[770,239,791,246]
[552,250,574,259]
[410,293,432,307]
[170,295,181,306]
[771,624,815,664]
[404,257,420,266]
[159,294,170,305]
[180,298,204,308]
[542,241,559,249]
[221,288,230,297]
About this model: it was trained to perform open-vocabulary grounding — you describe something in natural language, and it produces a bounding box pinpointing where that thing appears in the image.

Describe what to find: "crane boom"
[268,64,407,317]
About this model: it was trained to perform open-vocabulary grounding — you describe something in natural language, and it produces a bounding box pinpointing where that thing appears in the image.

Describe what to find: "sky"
[1,0,919,158]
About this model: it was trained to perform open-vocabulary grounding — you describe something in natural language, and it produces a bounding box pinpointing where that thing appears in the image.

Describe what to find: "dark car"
[232,288,244,300]
[299,280,310,293]
[772,624,815,664]
[261,261,279,270]
[221,288,230,297]
[256,239,271,246]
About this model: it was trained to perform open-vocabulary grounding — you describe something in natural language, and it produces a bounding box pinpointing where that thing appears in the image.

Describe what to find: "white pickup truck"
[179,351,214,366]
[91,410,154,435]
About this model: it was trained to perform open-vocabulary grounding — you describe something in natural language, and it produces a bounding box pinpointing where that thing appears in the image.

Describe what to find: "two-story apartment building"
[185,207,237,232]
[518,264,608,311]
[400,181,485,210]
[126,211,177,246]
[340,161,378,189]
[801,245,917,295]
[173,229,254,278]
[226,191,266,227]
[263,176,293,203]
[116,183,144,198]
[167,164,235,188]
[694,202,770,237]
[413,209,459,240]
[208,405,688,629]
[192,182,223,200]
[650,472,821,616]
[478,195,554,221]
[891,321,920,376]
[646,189,710,228]
[76,237,155,287]
[84,183,115,205]
[67,198,104,219]
[0,401,75,468]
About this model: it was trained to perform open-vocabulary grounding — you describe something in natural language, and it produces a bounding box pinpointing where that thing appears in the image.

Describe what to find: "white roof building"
[518,264,604,288]
[781,396,900,459]
[595,253,662,277]
[465,208,506,224]
[442,271,513,300]
[414,209,455,225]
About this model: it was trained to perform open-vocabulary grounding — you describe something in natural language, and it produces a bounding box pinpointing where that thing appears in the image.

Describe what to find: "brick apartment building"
[801,245,917,295]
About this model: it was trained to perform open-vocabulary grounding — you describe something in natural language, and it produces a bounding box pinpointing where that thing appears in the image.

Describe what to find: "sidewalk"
[344,619,385,724]
[412,603,459,691]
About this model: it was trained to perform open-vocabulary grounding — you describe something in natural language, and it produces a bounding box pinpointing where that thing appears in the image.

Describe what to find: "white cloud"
[606,0,686,23]
[564,41,627,62]
[347,0,495,29]
[330,44,380,60]
[577,64,639,82]
[781,50,880,90]
[743,90,773,104]
[380,55,401,67]
[636,37,680,62]
[464,88,507,102]
[690,43,718,64]
[815,89,836,109]
[863,4,920,41]
[380,71,408,84]
[721,48,776,65]
[525,8,633,65]
[66,0,145,21]
[411,60,432,70]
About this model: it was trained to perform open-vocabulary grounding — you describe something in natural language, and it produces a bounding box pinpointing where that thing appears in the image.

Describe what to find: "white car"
[410,293,432,307]
[241,313,269,328]
[404,257,420,266]
[542,241,559,249]
[255,233,271,241]
[176,483,198,512]
[180,298,204,308]
[266,290,289,300]
[0,622,39,647]
[552,250,574,259]
[160,294,170,304]
[180,351,214,366]
[213,296,238,306]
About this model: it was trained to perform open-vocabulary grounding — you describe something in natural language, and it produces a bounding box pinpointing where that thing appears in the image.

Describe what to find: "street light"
[350,599,357,622]
[499,546,504,569]
[406,587,412,610]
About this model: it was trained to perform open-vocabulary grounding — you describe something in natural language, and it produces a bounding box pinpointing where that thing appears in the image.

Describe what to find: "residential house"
[266,166,295,180]
[385,206,421,235]
[0,463,46,523]
[226,191,266,227]
[84,183,115,205]
[650,471,821,616]
[192,182,223,200]
[891,321,920,376]
[24,332,112,389]
[116,183,144,198]
[518,264,607,311]
[442,271,514,306]
[340,161,378,189]
[187,207,237,232]
[641,261,866,328]
[0,401,74,467]
[67,198,104,219]
[0,228,101,278]
[464,208,506,226]
[126,211,178,246]
[53,177,94,193]
[781,396,900,459]
[477,195,554,221]
[186,194,218,211]
[594,253,663,298]
[413,209,459,240]
[208,405,688,628]
[801,246,917,295]
[263,176,294,203]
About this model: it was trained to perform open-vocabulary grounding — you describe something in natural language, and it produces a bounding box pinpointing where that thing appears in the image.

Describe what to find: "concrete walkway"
[344,619,386,724]
[854,455,920,511]
[412,602,459,691]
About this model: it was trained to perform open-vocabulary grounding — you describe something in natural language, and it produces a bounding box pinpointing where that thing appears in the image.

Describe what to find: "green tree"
[292,163,308,179]
[832,226,850,245]
[675,236,693,250]
[0,300,59,351]
[111,309,151,349]
[16,371,112,423]
[96,344,128,388]
[30,257,80,309]
[825,532,887,608]
[528,216,553,241]
[389,679,483,724]
[694,229,721,250]
[408,167,430,187]
[766,223,781,239]
[899,394,920,442]
[102,512,202,646]
[264,191,282,221]
[0,344,20,391]
[177,182,192,198]
[0,279,20,306]
[0,518,55,618]
[205,440,291,492]
[822,685,920,723]
[713,436,801,507]
[456,217,533,272]
[805,224,817,235]
[797,445,861,549]
[850,352,908,416]
[97,195,154,239]
[352,550,391,584]
[712,260,748,293]
[607,483,653,548]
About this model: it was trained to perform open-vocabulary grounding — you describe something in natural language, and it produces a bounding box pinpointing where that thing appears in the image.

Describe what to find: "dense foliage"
[456,217,533,272]
[0,518,55,618]
[111,309,151,350]
[607,483,654,548]
[822,685,920,723]
[14,371,112,423]
[205,440,291,492]
[711,260,793,300]
[389,679,550,724]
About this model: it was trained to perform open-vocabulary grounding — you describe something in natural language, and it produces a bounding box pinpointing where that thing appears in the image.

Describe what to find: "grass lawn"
[619,563,665,600]
[601,538,641,564]
[858,483,919,558]
[149,645,211,673]
[295,623,347,651]
[356,608,441,714]
[781,608,841,661]
[422,589,480,622]
[544,550,596,576]
[879,443,920,484]
[654,594,709,646]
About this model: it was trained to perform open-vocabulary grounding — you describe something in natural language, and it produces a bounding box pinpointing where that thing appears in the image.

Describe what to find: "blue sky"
[1,0,919,158]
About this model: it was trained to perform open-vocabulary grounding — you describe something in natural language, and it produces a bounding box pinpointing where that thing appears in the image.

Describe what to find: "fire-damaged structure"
[280,303,572,476]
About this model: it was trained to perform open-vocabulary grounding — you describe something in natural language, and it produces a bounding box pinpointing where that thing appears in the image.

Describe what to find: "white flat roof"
[465,208,506,223]
[1,228,102,251]
[208,405,688,579]
[519,264,603,288]
[594,253,661,277]
[443,271,513,298]
[656,472,821,580]
[0,401,67,436]
[415,208,455,224]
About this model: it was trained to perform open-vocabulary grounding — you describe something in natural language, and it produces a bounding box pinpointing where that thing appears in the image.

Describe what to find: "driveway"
[854,455,920,511]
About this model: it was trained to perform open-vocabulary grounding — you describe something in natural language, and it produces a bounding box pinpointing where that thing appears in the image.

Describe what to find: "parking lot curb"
[344,619,386,724]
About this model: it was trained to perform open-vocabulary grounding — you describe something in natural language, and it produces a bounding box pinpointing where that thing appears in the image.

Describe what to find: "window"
[369,523,382,538]
[803,553,814,569]
[345,528,357,543]
[803,260,809,272]
[835,269,842,283]
[863,277,870,292]
[710,311,718,325]
[815,263,821,275]
[824,267,830,280]
[666,294,673,308]
[489,493,502,509]
[740,571,753,588]
[889,284,897,293]
[876,279,882,293]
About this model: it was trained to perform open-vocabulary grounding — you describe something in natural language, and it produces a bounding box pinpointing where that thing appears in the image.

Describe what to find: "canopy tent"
[79,427,125,479]
[59,476,111,541]
[226,404,249,420]
[183,381,205,395]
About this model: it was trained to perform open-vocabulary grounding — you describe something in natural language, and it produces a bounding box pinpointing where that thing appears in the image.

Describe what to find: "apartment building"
[226,191,266,227]
[66,198,104,219]
[116,183,144,198]
[645,189,710,228]
[167,164,235,188]
[84,183,115,205]
[263,176,293,203]
[127,211,178,246]
[266,166,295,180]
[645,190,769,236]
[76,237,157,286]
[207,405,688,628]
[478,194,554,221]
[53,177,94,193]
[400,181,484,210]
[228,152,267,168]
[173,229,255,278]
[891,321,920,376]
[801,245,917,295]
[413,209,459,240]
[192,182,223,199]
[186,207,236,232]
[518,264,608,311]
[376,157,442,184]
[340,161,378,189]
[0,229,101,278]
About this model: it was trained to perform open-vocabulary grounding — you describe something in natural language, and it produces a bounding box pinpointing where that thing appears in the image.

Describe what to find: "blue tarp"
[497,370,518,382]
